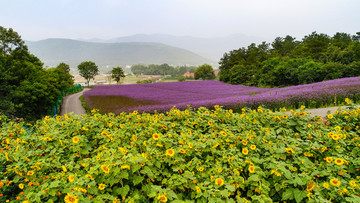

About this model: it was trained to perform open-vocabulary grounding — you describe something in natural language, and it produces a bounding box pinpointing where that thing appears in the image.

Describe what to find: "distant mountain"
[25,39,214,72]
[104,34,267,61]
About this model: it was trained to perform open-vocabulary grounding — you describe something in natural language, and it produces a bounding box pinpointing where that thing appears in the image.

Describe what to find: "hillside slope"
[26,39,214,71]
[104,33,266,61]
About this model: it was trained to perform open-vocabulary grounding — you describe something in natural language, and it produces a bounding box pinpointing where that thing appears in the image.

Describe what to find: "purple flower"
[83,77,360,113]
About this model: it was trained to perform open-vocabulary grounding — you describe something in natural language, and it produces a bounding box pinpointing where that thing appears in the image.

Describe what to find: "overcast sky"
[2,0,359,41]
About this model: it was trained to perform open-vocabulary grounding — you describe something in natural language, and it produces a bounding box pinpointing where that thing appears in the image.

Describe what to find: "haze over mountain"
[80,33,267,61]
[25,39,214,72]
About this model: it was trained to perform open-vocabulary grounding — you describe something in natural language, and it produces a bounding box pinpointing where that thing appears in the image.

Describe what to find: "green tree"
[46,63,74,90]
[300,31,331,60]
[271,35,299,57]
[297,61,324,84]
[177,66,188,76]
[0,26,60,120]
[111,66,125,84]
[77,61,99,86]
[131,64,147,75]
[194,64,216,80]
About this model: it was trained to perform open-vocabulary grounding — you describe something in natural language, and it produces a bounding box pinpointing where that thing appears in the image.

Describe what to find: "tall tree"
[45,63,74,90]
[0,26,60,120]
[194,64,216,80]
[271,35,298,57]
[77,61,99,86]
[131,64,147,75]
[111,66,125,84]
[301,31,331,60]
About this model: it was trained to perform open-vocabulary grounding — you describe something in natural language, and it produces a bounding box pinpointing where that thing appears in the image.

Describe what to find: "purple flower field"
[83,77,360,113]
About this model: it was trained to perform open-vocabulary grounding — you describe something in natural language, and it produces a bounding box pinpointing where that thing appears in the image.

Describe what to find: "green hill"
[25,39,214,71]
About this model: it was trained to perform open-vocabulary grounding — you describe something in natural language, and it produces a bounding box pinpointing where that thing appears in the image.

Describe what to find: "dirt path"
[60,89,90,116]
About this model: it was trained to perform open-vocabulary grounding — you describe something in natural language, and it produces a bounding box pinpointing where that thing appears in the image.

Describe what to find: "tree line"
[219,32,360,87]
[0,26,128,120]
[0,26,74,120]
[131,64,197,77]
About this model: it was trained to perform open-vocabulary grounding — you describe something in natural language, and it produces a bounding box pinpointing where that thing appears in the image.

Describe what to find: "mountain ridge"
[25,39,214,72]
[80,33,267,60]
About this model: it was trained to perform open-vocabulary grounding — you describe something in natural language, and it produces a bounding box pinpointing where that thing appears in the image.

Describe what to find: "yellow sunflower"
[179,149,186,154]
[157,194,168,202]
[323,182,330,189]
[165,149,175,157]
[101,165,110,174]
[249,165,255,173]
[19,183,24,189]
[334,158,344,165]
[242,148,249,155]
[72,136,79,144]
[68,175,75,182]
[27,171,34,176]
[215,177,225,186]
[325,157,333,163]
[98,184,106,190]
[64,193,78,203]
[330,178,341,187]
[152,133,160,140]
[195,186,201,193]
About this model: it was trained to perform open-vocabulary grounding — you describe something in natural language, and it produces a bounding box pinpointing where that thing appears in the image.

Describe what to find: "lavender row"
[83,77,360,113]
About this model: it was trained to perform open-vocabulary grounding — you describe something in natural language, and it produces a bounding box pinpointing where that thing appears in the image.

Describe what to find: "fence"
[50,84,83,116]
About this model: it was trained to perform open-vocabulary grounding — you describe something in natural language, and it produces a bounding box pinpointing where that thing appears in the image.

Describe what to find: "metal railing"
[50,84,83,116]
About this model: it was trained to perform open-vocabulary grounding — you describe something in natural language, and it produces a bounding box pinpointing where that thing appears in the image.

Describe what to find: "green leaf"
[288,120,297,126]
[167,190,178,199]
[133,175,144,185]
[225,184,236,192]
[248,175,260,182]
[294,176,306,186]
[155,161,162,169]
[293,189,307,203]
[119,185,130,198]
[345,194,360,202]
[226,199,235,203]
[131,164,142,173]
[283,169,293,179]
[282,189,294,200]
[113,186,121,196]
[87,186,98,195]
[141,166,155,178]
[220,189,229,197]
[48,189,56,196]
[119,170,129,179]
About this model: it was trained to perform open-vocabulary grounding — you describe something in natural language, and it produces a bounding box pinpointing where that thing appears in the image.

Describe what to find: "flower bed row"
[83,77,360,114]
[1,102,360,202]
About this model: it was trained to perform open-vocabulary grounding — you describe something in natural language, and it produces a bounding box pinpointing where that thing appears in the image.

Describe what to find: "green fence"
[50,84,83,116]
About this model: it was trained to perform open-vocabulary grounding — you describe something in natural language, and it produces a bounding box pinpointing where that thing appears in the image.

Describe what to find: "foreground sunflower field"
[1,102,360,202]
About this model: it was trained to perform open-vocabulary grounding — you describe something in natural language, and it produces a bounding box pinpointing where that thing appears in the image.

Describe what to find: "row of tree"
[77,61,125,85]
[0,26,74,120]
[130,64,197,76]
[219,32,360,87]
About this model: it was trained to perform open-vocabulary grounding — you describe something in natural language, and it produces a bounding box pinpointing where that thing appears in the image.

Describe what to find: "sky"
[2,0,359,41]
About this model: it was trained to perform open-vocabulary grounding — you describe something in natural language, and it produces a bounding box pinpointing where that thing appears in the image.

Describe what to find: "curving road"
[60,89,90,116]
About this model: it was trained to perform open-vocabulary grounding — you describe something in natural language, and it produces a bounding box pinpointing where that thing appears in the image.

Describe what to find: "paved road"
[304,106,340,117]
[285,105,358,118]
[60,89,89,116]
